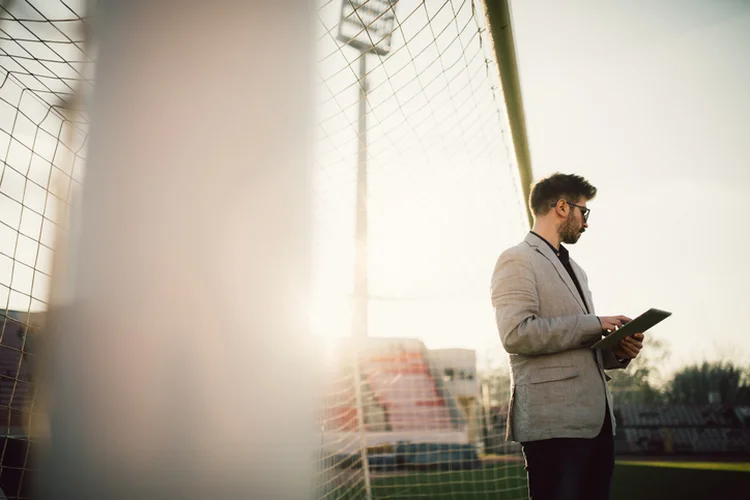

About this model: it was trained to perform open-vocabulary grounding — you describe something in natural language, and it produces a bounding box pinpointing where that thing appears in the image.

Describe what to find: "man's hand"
[613,332,644,360]
[599,315,632,332]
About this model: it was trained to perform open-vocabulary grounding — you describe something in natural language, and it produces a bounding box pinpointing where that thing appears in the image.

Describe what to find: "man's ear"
[554,200,566,217]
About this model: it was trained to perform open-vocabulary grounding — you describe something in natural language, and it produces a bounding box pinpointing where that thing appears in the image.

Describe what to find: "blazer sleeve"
[601,347,631,370]
[573,262,629,369]
[491,249,603,356]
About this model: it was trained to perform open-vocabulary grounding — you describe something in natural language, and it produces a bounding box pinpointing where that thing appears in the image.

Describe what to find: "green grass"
[371,465,528,499]
[325,460,750,499]
[611,461,750,499]
[616,459,750,472]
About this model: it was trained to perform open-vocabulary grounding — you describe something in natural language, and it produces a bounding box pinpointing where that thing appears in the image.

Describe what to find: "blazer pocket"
[530,366,579,384]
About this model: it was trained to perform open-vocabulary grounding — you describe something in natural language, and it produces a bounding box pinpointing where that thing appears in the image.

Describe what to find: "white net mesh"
[2,3,747,499]
[313,1,528,498]
[314,0,526,322]
[0,1,529,498]
[0,1,90,498]
[314,338,527,499]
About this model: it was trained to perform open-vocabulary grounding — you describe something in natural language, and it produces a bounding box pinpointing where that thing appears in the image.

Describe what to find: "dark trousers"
[521,410,614,500]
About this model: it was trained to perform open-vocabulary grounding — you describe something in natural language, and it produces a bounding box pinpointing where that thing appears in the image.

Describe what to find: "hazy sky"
[510,0,750,373]
[312,0,527,364]
[1,1,747,379]
[311,0,750,377]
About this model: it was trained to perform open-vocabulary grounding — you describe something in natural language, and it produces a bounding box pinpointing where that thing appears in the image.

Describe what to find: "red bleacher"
[323,344,457,433]
[360,350,453,432]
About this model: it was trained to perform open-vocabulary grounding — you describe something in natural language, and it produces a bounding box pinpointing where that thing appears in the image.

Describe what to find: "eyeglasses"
[550,200,590,222]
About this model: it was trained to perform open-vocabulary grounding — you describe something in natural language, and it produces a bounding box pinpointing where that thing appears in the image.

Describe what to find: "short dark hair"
[529,173,597,216]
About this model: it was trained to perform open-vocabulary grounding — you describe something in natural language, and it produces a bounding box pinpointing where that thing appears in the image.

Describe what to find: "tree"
[476,368,511,454]
[665,361,750,405]
[479,339,671,407]
[479,370,509,403]
[607,337,668,405]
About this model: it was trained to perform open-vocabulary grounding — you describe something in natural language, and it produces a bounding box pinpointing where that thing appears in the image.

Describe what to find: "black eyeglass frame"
[550,200,590,222]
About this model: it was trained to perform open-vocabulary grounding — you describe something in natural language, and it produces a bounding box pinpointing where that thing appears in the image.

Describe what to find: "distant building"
[320,337,474,451]
[428,349,480,446]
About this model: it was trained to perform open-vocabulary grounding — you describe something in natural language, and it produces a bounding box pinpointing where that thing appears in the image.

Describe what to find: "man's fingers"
[600,316,634,331]
[615,347,634,359]
[622,338,643,349]
[619,346,637,358]
[618,338,642,358]
[612,319,625,329]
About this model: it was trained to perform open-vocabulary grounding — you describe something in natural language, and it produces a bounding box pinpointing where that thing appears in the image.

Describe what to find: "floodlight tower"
[337,1,399,339]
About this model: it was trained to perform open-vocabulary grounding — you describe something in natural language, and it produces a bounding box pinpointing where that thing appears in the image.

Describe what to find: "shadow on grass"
[612,462,750,500]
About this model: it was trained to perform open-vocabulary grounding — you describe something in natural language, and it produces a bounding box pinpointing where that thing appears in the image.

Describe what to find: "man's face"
[559,197,588,244]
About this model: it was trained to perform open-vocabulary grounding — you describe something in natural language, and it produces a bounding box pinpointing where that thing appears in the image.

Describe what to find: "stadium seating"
[0,314,33,432]
[395,442,479,470]
[323,342,462,433]
[616,403,750,455]
[362,357,454,432]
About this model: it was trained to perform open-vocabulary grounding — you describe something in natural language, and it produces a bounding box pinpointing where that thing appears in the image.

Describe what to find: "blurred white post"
[37,1,314,499]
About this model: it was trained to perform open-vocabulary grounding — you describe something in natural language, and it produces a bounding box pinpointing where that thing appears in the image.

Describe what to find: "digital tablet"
[590,308,672,350]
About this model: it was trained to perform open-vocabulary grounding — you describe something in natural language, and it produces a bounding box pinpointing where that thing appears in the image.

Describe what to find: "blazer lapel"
[524,233,588,314]
[570,259,594,314]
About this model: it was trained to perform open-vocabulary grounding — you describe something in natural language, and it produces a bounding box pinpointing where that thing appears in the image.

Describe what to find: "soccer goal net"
[0,1,527,498]
[0,1,90,497]
[313,1,527,498]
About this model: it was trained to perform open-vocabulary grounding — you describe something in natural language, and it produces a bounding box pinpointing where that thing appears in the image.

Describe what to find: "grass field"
[328,460,750,499]
[611,459,750,499]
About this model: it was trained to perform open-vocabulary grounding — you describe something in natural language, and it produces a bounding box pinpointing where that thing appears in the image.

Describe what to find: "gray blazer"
[490,232,628,442]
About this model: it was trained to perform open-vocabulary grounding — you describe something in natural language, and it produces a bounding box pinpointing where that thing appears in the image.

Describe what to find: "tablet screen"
[591,308,671,350]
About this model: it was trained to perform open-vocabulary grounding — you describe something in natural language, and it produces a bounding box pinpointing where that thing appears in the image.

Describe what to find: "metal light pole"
[354,51,369,340]
[337,4,399,498]
[337,1,399,339]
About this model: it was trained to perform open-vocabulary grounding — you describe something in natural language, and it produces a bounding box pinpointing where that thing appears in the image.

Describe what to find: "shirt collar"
[529,231,569,261]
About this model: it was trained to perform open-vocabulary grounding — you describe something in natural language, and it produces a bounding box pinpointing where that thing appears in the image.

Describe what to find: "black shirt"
[530,231,590,314]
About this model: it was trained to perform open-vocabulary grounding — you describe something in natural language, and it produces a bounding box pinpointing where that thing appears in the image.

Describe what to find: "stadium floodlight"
[336,1,399,340]
[337,0,399,56]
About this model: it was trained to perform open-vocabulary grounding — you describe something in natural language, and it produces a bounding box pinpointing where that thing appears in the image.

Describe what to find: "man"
[490,173,643,500]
